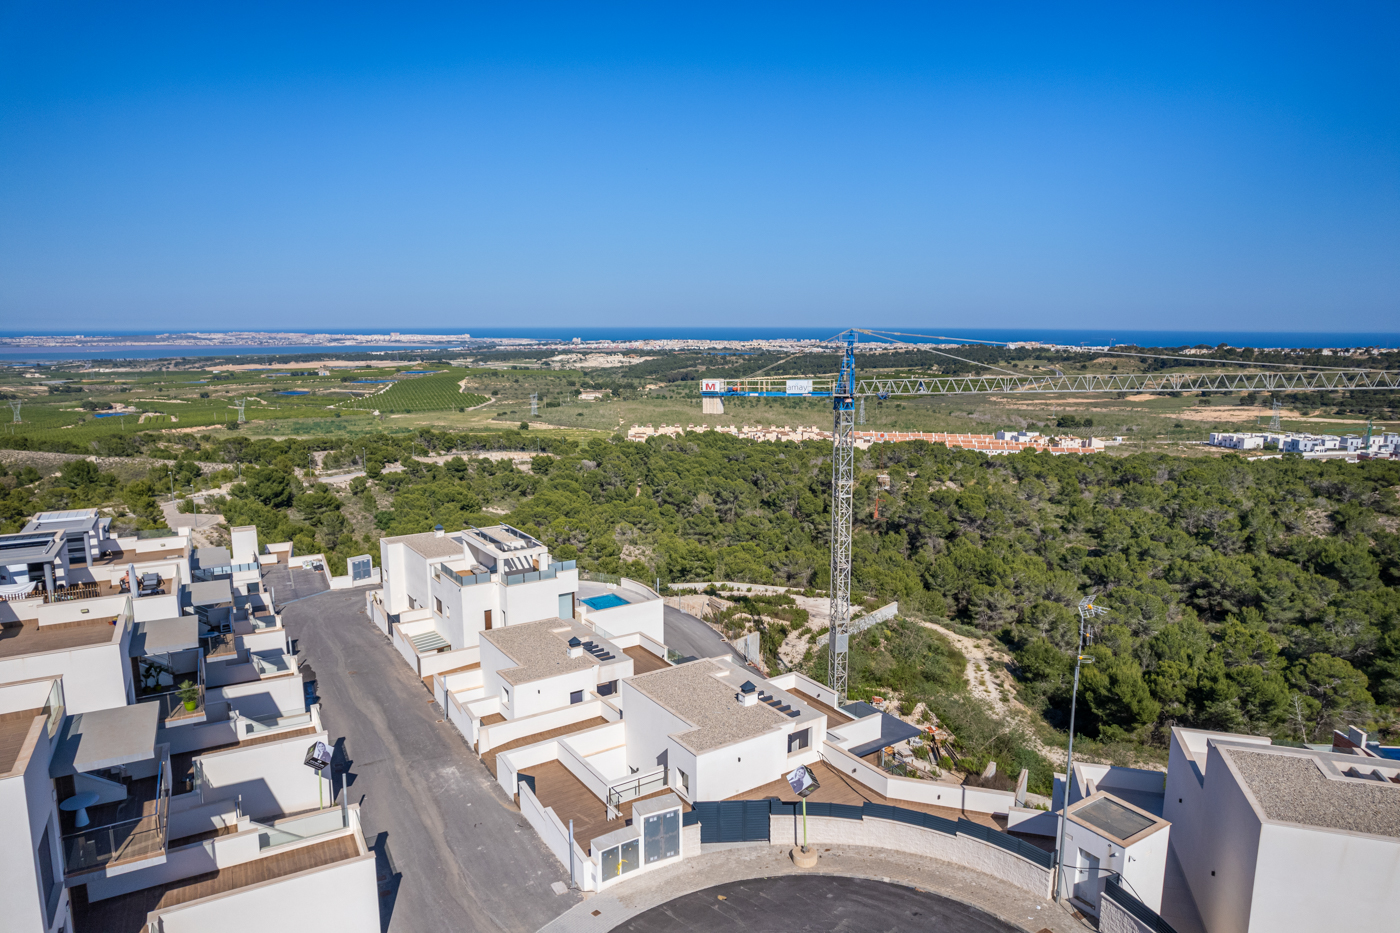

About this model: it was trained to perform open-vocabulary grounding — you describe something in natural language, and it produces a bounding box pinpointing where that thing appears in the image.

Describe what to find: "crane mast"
[828,334,857,705]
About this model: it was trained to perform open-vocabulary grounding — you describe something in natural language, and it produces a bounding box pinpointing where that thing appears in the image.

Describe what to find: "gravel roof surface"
[383,531,467,560]
[484,618,608,686]
[626,659,786,753]
[1226,748,1400,837]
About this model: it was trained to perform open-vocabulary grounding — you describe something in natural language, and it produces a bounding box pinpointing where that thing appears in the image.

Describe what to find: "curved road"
[614,876,1026,933]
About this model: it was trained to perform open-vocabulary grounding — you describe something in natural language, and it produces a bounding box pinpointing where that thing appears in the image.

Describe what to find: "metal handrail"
[606,768,668,819]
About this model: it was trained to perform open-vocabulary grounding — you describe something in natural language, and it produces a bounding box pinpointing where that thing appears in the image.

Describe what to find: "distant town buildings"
[626,424,1105,455]
[1208,431,1398,455]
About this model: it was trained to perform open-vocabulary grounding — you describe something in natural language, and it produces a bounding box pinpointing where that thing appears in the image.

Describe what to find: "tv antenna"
[8,400,20,423]
[530,392,538,417]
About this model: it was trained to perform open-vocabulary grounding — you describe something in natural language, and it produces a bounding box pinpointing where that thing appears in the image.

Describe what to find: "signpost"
[786,764,821,864]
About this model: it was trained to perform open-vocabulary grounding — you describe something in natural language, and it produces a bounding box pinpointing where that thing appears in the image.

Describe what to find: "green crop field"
[344,369,488,413]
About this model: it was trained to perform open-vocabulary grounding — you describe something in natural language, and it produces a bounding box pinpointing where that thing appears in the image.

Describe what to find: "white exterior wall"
[693,729,786,801]
[511,667,601,720]
[619,680,693,775]
[503,576,574,629]
[0,721,66,933]
[0,640,131,715]
[230,526,259,565]
[1246,822,1400,933]
[1175,743,1263,933]
[153,845,377,933]
[210,673,305,721]
[378,540,413,615]
[197,731,334,820]
[582,598,663,642]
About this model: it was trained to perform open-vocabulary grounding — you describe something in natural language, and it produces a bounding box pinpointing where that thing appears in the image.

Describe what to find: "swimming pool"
[581,593,630,611]
[278,390,309,396]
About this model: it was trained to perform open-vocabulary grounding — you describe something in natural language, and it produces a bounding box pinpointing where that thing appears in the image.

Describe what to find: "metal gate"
[692,800,770,844]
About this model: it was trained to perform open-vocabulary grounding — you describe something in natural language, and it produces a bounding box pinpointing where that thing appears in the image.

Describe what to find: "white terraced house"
[0,513,379,933]
[371,523,663,681]
[1164,725,1400,933]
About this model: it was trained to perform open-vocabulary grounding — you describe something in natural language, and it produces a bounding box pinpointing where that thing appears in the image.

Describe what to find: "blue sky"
[1,2,1396,333]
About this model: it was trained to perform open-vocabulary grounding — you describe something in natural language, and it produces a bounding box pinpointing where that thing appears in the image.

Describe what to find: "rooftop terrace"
[0,617,120,659]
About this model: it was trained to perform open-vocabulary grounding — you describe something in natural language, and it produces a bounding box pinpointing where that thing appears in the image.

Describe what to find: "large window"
[787,728,810,753]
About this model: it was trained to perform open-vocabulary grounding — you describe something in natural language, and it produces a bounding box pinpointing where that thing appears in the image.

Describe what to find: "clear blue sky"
[1,2,1396,333]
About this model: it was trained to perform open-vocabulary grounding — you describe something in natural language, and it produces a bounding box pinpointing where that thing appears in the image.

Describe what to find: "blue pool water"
[93,411,128,418]
[278,390,309,396]
[581,593,629,611]
[352,379,395,384]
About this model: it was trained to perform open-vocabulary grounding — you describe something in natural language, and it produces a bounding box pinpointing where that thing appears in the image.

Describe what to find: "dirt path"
[920,621,1072,768]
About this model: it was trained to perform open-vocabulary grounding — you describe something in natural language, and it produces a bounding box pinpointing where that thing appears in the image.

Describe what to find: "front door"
[1074,848,1101,910]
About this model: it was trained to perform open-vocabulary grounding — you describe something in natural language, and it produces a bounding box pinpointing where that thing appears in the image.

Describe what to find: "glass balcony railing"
[241,710,314,737]
[251,652,294,676]
[437,565,491,588]
[62,759,169,874]
[254,808,349,850]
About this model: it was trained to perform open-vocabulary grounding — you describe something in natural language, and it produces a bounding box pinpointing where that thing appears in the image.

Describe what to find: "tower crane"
[699,329,1400,706]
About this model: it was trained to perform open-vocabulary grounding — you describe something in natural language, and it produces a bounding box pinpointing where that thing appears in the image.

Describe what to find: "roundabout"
[610,875,1034,933]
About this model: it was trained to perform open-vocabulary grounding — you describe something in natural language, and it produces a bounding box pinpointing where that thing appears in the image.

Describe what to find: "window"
[643,808,680,863]
[788,728,810,753]
[501,686,510,706]
[598,680,617,697]
[37,824,59,928]
[676,769,689,797]
[570,690,584,705]
[248,582,260,594]
[434,597,443,615]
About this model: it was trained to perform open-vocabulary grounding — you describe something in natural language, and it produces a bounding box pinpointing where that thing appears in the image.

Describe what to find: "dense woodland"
[5,424,1399,777]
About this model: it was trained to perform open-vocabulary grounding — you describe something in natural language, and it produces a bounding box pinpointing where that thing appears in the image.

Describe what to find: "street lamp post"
[1054,594,1108,904]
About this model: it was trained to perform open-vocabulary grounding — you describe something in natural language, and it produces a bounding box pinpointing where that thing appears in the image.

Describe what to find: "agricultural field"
[342,368,488,413]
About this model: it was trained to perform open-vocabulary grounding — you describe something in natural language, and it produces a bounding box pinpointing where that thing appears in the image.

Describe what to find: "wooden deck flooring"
[423,662,480,690]
[481,716,608,777]
[730,760,1004,830]
[519,759,688,854]
[71,834,361,933]
[622,645,670,674]
[789,689,852,724]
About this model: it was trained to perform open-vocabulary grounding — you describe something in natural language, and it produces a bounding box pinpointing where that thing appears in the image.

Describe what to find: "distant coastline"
[0,326,1397,363]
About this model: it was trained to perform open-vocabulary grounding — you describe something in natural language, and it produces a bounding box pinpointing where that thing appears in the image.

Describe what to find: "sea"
[0,327,1397,363]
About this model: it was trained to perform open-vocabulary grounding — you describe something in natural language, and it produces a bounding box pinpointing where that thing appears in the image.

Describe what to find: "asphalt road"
[662,605,744,664]
[612,875,1025,933]
[267,566,576,933]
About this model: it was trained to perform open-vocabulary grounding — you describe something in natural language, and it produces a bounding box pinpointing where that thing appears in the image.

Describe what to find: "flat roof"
[0,530,63,564]
[129,616,199,657]
[193,546,231,568]
[625,658,788,754]
[1223,745,1400,838]
[383,530,468,560]
[465,524,545,556]
[0,617,121,659]
[189,579,233,606]
[483,618,619,686]
[24,509,100,533]
[50,703,159,776]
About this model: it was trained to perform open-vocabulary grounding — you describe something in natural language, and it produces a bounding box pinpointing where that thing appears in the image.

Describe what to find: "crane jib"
[699,370,1400,397]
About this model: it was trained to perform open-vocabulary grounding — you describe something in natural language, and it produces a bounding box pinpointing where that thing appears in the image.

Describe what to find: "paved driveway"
[268,567,575,933]
[613,875,1026,933]
[662,605,743,663]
